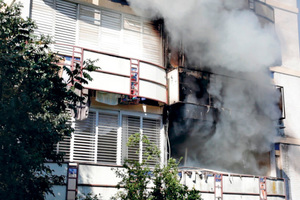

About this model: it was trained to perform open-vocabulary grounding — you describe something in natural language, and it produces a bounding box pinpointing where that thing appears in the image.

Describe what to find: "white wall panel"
[139,62,166,85]
[139,80,167,103]
[78,186,121,200]
[267,197,286,200]
[78,165,121,185]
[183,173,215,192]
[45,186,67,200]
[281,145,300,200]
[223,195,259,200]
[46,163,68,179]
[84,50,130,76]
[84,72,130,94]
[200,193,214,200]
[223,176,259,194]
[167,68,179,104]
[45,163,68,200]
[266,179,285,195]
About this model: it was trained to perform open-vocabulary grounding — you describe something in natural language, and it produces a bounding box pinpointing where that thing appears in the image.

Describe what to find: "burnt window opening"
[276,86,285,120]
[178,68,212,106]
[276,86,285,137]
[110,0,129,5]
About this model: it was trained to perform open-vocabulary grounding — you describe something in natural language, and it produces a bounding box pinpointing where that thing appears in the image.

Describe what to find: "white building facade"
[267,0,300,200]
[6,0,300,199]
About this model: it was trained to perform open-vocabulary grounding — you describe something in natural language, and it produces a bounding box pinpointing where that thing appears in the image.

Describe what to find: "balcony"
[31,0,167,104]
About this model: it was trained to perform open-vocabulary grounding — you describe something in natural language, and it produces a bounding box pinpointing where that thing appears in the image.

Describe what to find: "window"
[123,17,142,32]
[31,0,163,65]
[57,110,163,165]
[97,112,119,163]
[276,86,285,119]
[79,6,101,25]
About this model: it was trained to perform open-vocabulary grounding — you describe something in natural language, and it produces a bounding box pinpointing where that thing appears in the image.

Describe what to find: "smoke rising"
[128,0,281,174]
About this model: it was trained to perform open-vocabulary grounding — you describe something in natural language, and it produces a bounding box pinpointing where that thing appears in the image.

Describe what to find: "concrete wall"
[281,145,300,200]
[273,73,300,139]
[268,1,300,200]
[271,0,300,70]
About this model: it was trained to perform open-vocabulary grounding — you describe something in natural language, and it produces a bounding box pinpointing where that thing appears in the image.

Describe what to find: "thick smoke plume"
[128,0,281,175]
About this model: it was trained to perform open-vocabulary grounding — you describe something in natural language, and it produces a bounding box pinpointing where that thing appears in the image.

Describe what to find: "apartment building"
[268,0,300,200]
[15,0,167,199]
[9,0,300,199]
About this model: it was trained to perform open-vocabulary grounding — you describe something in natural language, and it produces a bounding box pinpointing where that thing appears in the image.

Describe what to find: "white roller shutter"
[142,21,163,66]
[121,114,162,165]
[100,10,122,54]
[55,110,162,165]
[31,2,163,65]
[53,0,77,56]
[31,0,55,36]
[142,118,161,166]
[122,115,141,163]
[122,15,142,59]
[78,5,101,50]
[97,112,118,164]
[73,111,96,162]
[57,135,71,161]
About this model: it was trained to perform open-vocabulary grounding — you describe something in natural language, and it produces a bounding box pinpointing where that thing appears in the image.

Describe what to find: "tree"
[0,2,96,199]
[112,133,202,200]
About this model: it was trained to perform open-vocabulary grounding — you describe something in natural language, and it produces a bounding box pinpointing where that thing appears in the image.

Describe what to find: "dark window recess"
[110,0,129,5]
[178,69,211,105]
[276,86,285,119]
[275,143,280,151]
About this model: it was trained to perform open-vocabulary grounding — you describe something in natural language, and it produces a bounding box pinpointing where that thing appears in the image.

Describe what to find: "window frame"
[58,109,164,166]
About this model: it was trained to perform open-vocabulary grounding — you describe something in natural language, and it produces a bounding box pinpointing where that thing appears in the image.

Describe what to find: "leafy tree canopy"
[0,2,96,199]
[112,133,202,200]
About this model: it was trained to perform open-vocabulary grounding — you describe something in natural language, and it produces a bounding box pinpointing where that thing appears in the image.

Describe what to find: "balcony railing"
[55,43,168,104]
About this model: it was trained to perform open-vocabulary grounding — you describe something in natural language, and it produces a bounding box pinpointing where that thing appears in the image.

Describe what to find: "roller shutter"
[122,15,142,59]
[121,115,162,165]
[97,112,118,164]
[142,118,161,166]
[31,2,163,65]
[142,21,163,66]
[31,0,55,36]
[78,5,101,50]
[100,10,122,54]
[53,0,77,56]
[56,110,162,165]
[122,115,141,163]
[73,111,96,162]
[57,135,71,161]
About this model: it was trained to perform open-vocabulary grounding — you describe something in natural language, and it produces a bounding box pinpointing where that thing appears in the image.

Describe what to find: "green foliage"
[77,192,102,200]
[112,134,202,200]
[0,2,96,199]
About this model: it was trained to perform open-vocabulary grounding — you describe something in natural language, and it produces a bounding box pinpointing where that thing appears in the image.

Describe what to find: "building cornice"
[276,136,300,146]
[270,66,300,78]
[266,0,299,14]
